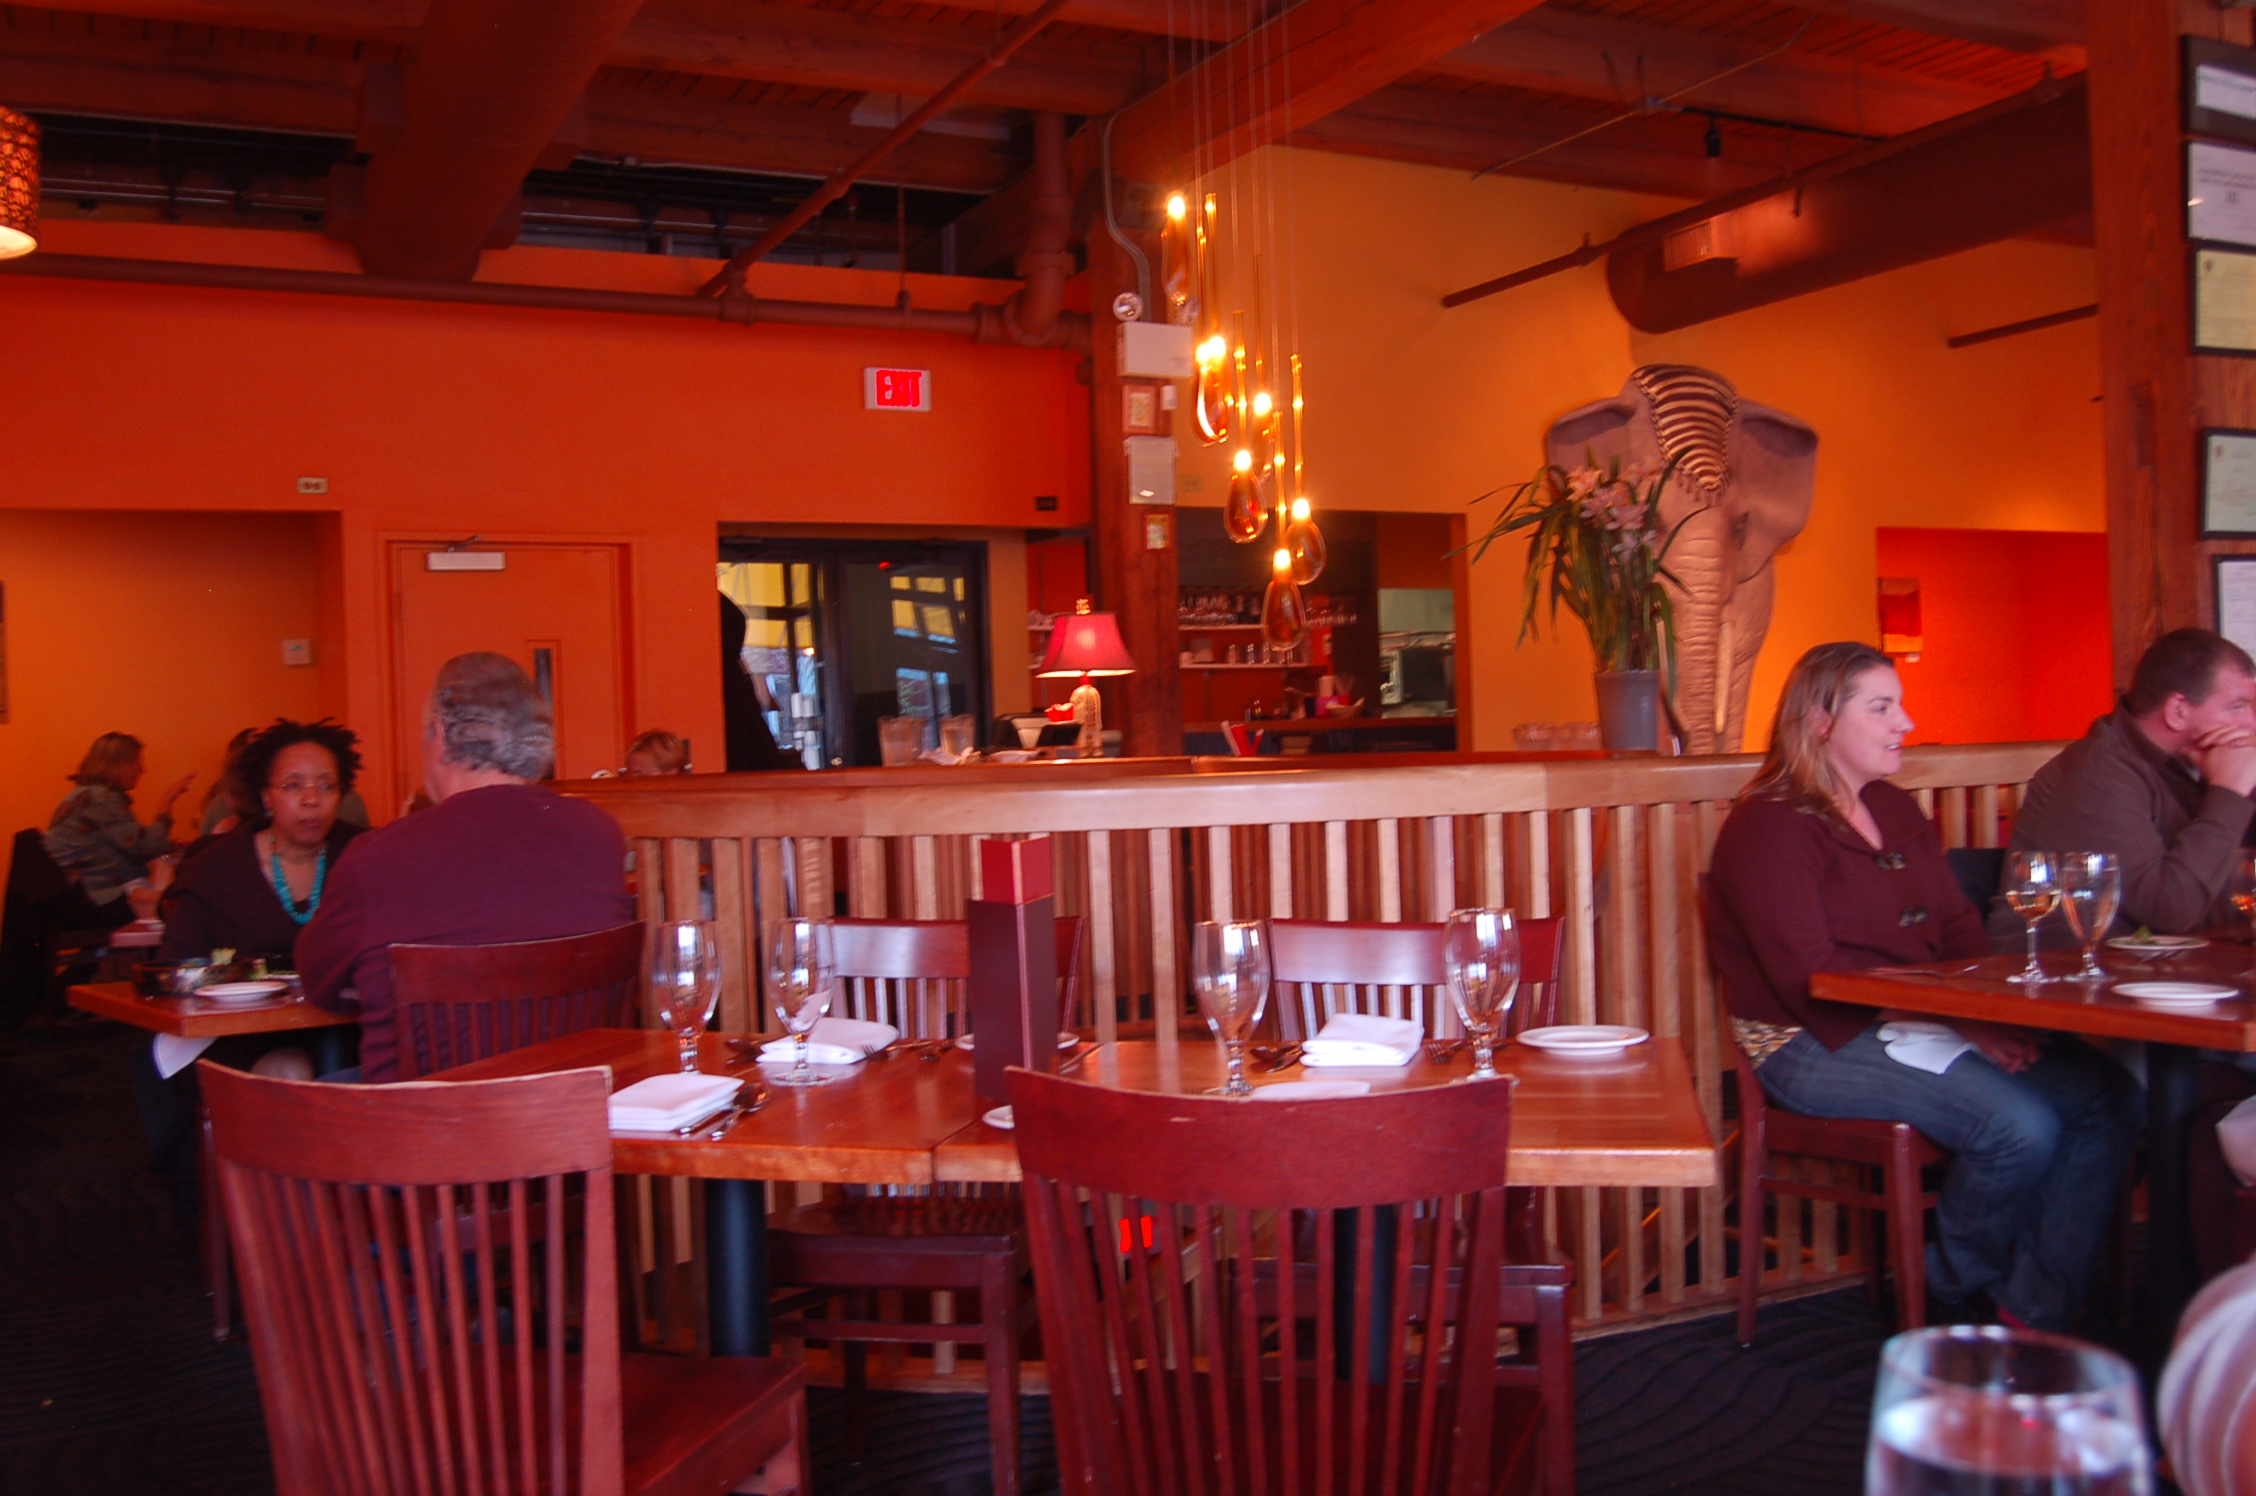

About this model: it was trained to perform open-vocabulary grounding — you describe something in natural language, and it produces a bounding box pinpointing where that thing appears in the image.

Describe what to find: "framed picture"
[2188,37,2256,147]
[2216,556,2256,660]
[1122,383,1157,434]
[2194,245,2256,354]
[2205,429,2256,537]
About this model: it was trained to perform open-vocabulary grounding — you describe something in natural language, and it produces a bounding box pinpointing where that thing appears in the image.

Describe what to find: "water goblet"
[1444,908,1520,1081]
[1866,1325,2152,1496]
[2003,851,2061,986]
[1192,920,1270,1097]
[766,917,836,1087]
[649,919,722,1073]
[2059,851,2122,982]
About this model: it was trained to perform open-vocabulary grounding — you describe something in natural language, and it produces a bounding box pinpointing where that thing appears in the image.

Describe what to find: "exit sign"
[863,367,931,411]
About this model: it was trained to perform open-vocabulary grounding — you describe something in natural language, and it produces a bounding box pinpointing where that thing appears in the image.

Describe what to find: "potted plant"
[1470,452,1687,751]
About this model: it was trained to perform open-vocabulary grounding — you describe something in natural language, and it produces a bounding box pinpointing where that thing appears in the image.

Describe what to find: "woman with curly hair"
[159,719,365,966]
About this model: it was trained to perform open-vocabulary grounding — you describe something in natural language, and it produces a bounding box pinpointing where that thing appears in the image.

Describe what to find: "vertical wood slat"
[710,839,752,1034]
[1088,829,1118,1043]
[1648,804,1687,1304]
[1375,819,1402,923]
[1206,826,1234,923]
[1148,828,1179,1058]
[1971,783,2001,848]
[911,837,940,920]
[1323,822,1350,921]
[1564,809,1597,1027]
[1268,823,1293,921]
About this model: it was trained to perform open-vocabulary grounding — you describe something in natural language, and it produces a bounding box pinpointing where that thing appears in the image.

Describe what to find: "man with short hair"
[298,652,633,1082]
[2007,628,2256,934]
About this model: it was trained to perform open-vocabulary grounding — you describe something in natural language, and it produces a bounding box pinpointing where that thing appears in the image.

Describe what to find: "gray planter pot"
[1594,669,1663,752]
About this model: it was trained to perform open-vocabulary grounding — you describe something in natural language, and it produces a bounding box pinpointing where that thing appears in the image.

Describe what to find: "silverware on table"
[689,1079,768,1139]
[1424,1038,1469,1065]
[1250,1043,1302,1073]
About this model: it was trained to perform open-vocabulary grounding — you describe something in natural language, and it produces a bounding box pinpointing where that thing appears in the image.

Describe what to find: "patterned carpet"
[0,1021,1893,1496]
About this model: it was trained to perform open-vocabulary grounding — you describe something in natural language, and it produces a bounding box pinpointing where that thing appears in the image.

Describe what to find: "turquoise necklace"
[267,835,328,926]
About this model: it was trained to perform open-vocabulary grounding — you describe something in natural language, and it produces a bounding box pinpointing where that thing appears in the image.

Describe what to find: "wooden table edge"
[1813,969,2256,1049]
[68,981,357,1038]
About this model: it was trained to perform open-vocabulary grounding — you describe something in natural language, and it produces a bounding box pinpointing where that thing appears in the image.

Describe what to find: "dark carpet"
[0,1021,1895,1496]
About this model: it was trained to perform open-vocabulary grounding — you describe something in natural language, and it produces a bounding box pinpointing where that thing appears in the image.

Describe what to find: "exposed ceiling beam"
[1100,0,1552,184]
[0,27,1023,191]
[1434,8,2005,139]
[1783,0,2082,58]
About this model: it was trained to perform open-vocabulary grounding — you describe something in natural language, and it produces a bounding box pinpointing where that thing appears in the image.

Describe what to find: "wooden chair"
[389,921,646,1079]
[765,913,1084,1496]
[200,1062,808,1496]
[1730,1040,1949,1345]
[1009,1066,1545,1496]
[1261,915,1573,1496]
[0,827,129,1026]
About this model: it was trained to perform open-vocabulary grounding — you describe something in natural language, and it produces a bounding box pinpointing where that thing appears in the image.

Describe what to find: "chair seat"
[1763,1110,1953,1172]
[767,1197,1026,1291]
[622,1352,805,1496]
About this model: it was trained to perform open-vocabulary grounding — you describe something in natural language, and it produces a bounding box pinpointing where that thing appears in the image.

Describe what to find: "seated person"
[45,732,193,927]
[624,729,689,776]
[297,652,633,1083]
[2007,628,2256,935]
[1706,641,2140,1331]
[160,719,365,967]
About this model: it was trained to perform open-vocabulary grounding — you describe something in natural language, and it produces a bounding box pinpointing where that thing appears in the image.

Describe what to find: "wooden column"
[2091,0,2256,682]
[1088,225,1185,757]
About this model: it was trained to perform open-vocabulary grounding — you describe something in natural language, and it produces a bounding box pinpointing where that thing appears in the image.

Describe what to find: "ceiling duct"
[1606,77,2089,333]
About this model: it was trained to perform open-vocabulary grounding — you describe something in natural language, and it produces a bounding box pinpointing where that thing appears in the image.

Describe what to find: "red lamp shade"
[1037,611,1136,678]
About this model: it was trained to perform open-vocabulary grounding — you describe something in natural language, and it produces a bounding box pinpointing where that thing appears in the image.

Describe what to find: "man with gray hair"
[298,652,632,1082]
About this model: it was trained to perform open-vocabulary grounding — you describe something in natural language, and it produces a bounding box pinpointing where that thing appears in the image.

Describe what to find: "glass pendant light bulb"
[1224,462,1266,543]
[1166,192,1188,220]
[1251,389,1273,422]
[1283,502,1327,585]
[1195,339,1230,445]
[1262,550,1307,649]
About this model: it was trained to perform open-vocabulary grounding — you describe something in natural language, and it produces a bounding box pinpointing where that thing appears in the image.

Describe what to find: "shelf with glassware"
[1177,589,1362,723]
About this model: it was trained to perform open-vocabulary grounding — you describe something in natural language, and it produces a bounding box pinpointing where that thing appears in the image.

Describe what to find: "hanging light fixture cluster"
[0,105,40,260]
[1155,1,1322,652]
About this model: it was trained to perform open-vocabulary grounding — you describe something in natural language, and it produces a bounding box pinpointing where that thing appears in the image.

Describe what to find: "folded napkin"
[757,1016,900,1066]
[608,1073,739,1132]
[2221,1095,2256,1187]
[152,1033,215,1080]
[1252,1080,1372,1101]
[1876,1021,1978,1076]
[1299,1012,1422,1068]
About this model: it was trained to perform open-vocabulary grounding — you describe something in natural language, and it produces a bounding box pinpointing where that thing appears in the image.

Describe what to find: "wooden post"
[1088,225,1185,757]
[2089,0,2256,682]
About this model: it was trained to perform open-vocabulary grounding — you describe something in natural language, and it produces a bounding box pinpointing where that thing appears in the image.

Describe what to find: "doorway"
[719,539,991,768]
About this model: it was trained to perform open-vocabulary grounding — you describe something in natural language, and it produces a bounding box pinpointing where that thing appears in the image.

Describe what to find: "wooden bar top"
[1813,948,2256,1051]
[68,980,357,1039]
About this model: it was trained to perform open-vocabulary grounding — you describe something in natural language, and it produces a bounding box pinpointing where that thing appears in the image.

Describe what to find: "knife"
[698,1079,769,1139]
[673,1079,763,1136]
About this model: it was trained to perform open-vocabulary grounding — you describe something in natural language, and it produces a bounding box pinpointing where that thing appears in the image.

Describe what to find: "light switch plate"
[282,638,313,667]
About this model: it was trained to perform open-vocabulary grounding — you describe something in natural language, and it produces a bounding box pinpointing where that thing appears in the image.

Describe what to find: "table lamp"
[1036,599,1136,755]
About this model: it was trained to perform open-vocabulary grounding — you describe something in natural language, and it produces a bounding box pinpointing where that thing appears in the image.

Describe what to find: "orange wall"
[1876,528,2113,744]
[0,220,1091,808]
[0,509,326,852]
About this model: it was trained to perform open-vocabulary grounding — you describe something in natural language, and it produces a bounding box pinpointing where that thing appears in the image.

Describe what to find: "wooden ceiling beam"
[1434,8,2006,139]
[1783,0,2083,59]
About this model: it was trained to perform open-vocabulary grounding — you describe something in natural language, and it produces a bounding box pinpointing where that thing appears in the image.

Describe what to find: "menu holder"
[968,836,1061,1107]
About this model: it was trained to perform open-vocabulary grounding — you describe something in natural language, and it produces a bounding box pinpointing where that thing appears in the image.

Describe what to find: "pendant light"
[0,106,39,260]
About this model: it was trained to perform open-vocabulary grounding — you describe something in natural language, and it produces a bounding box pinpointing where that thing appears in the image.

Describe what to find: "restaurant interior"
[6,0,2256,1493]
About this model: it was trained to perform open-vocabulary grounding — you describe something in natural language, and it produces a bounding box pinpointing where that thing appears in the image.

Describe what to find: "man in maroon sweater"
[298,652,632,1084]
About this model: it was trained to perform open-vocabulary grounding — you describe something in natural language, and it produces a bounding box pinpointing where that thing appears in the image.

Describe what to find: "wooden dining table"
[70,979,360,1071]
[435,1028,1717,1356]
[1814,944,2256,1325]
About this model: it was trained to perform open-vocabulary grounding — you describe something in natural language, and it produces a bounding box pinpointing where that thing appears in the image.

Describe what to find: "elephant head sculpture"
[1546,365,1816,754]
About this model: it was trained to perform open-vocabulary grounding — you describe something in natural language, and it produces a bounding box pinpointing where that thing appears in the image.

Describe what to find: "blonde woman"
[45,732,193,922]
[1705,641,2139,1332]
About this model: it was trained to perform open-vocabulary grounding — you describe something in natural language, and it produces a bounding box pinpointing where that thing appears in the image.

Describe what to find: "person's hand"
[2195,727,2256,797]
[155,772,195,810]
[1952,1019,2042,1073]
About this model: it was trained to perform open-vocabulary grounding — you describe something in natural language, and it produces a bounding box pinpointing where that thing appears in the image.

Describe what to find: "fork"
[1424,1038,1469,1065]
[701,1079,769,1140]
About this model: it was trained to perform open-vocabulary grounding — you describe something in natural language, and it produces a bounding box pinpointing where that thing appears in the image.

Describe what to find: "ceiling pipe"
[349,0,648,281]
[974,109,1075,347]
[0,253,1091,352]
[1606,77,2089,333]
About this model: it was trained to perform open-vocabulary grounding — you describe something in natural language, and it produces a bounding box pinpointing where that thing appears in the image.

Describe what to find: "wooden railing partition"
[569,741,2057,1329]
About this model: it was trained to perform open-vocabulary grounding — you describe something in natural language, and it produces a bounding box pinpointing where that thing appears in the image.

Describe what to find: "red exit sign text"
[863,367,932,411]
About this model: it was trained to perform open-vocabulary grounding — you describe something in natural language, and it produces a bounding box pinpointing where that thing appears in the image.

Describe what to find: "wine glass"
[766,917,836,1088]
[1867,1325,2152,1496]
[2003,851,2061,986]
[2233,849,2256,940]
[1192,920,1270,1097]
[2058,852,2122,982]
[649,920,722,1073]
[1444,908,1520,1081]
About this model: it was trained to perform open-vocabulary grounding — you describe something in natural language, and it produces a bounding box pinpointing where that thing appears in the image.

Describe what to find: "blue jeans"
[1754,1023,2142,1330]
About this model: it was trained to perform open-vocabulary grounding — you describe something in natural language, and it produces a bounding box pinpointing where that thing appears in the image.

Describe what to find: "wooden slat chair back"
[390,921,645,1080]
[825,914,1086,1037]
[1009,1068,1542,1496]
[1267,917,1564,1043]
[204,1063,807,1496]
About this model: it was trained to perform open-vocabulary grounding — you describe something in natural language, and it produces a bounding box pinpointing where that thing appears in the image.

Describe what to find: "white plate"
[956,1031,1079,1052]
[982,1105,1015,1131]
[2115,981,2238,1007]
[1518,1025,1650,1057]
[2107,935,2207,957]
[198,980,289,1005]
[1251,1080,1372,1101]
[987,750,1034,763]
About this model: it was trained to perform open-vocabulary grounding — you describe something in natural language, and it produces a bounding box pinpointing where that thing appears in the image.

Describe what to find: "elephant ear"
[1544,393,1643,473]
[1728,401,1817,583]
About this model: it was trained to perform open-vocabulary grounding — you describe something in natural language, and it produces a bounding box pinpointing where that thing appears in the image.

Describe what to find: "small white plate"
[1518,1025,1650,1057]
[957,1031,1078,1052]
[987,750,1034,763]
[982,1105,1015,1131]
[2115,981,2238,1007]
[1251,1080,1372,1101]
[198,980,289,1005]
[2108,935,2207,958]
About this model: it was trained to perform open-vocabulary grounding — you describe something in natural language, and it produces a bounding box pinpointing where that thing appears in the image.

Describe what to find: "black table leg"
[706,1178,769,1357]
[2143,1042,2202,1327]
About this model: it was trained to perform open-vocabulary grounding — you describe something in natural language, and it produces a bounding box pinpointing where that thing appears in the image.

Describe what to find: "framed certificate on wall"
[2217,556,2256,660]
[2204,429,2256,536]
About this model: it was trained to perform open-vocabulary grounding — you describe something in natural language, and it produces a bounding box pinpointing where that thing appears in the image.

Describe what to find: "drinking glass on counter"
[1192,920,1270,1098]
[2058,852,2121,982]
[2003,851,2061,986]
[1866,1325,2151,1496]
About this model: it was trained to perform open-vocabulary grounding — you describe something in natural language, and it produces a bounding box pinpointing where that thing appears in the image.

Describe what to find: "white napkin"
[919,747,972,766]
[153,1034,215,1080]
[758,1016,900,1066]
[1876,1021,1978,1075]
[1252,1080,1372,1100]
[2220,1095,2256,1187]
[608,1073,739,1132]
[1299,1012,1422,1068]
